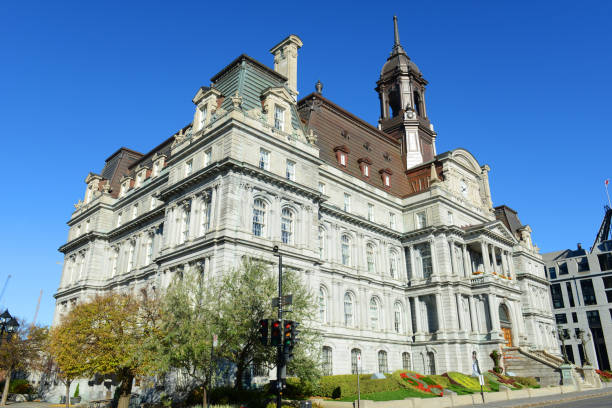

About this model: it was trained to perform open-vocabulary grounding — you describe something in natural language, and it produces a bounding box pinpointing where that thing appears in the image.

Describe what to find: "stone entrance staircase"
[502,347,588,387]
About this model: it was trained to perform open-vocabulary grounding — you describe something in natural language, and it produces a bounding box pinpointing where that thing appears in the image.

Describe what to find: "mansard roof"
[100,147,144,197]
[297,92,443,198]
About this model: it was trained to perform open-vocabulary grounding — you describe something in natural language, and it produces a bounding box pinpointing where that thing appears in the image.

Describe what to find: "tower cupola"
[375,16,437,169]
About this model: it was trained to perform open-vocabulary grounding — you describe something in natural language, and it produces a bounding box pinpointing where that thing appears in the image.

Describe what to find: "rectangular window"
[416,211,427,229]
[565,345,575,364]
[185,159,193,176]
[389,212,396,229]
[204,148,212,167]
[559,262,569,275]
[572,312,578,323]
[363,164,369,177]
[132,204,138,219]
[200,106,207,127]
[577,257,590,272]
[580,279,597,305]
[448,211,454,225]
[286,160,295,181]
[586,310,601,326]
[383,174,391,187]
[367,204,374,221]
[339,152,347,166]
[555,313,568,324]
[201,197,212,233]
[318,182,326,194]
[599,253,612,271]
[417,243,433,278]
[566,282,575,307]
[117,212,123,228]
[344,193,351,212]
[274,105,285,131]
[548,267,557,280]
[259,148,269,170]
[551,283,564,309]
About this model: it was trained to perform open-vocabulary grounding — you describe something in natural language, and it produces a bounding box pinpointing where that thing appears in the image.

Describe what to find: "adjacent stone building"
[55,18,558,392]
[542,206,612,371]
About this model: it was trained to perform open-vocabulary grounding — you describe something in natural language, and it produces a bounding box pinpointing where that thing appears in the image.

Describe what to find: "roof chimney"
[270,35,303,98]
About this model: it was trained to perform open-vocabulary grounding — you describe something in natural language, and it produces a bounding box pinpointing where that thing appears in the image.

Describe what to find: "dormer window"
[135,172,143,188]
[379,168,393,187]
[358,158,372,178]
[152,162,160,177]
[274,105,285,131]
[334,146,350,167]
[120,181,130,197]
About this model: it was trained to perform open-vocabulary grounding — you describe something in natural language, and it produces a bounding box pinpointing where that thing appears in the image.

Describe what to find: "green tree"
[154,269,218,407]
[0,323,48,406]
[49,291,160,408]
[214,258,320,389]
[156,257,320,397]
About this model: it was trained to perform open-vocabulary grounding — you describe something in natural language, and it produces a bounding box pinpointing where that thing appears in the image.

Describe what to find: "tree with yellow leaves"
[49,290,160,408]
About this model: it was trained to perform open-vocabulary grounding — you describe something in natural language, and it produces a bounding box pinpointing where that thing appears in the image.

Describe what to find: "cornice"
[159,157,323,203]
[58,231,106,254]
[68,198,114,226]
[320,203,402,240]
[516,272,550,286]
[114,172,169,208]
[107,206,165,240]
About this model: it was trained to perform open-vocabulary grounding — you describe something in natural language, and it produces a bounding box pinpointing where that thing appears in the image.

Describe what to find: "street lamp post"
[0,309,20,407]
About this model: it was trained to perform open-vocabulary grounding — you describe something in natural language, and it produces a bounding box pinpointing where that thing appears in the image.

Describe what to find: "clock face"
[460,180,468,197]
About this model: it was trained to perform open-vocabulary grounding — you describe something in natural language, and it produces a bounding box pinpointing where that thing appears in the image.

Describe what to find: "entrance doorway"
[499,304,513,347]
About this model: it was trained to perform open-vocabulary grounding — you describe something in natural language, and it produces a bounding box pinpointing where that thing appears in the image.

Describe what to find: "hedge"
[445,372,490,392]
[319,374,402,399]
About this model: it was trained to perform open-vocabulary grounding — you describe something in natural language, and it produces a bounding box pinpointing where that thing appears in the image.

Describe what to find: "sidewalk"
[455,387,612,407]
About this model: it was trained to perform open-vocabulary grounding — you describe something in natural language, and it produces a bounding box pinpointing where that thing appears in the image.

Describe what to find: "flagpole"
[606,180,612,208]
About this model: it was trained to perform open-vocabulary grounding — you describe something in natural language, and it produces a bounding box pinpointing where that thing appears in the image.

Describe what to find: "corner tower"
[376,16,437,169]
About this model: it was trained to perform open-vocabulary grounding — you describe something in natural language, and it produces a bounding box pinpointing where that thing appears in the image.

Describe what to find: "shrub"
[74,383,80,398]
[513,377,539,388]
[284,377,319,400]
[319,374,402,399]
[9,379,33,394]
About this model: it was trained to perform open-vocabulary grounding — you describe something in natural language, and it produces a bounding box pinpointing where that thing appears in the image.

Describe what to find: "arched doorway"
[499,304,513,346]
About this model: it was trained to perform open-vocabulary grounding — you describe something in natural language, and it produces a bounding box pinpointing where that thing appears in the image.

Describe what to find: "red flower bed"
[596,369,612,379]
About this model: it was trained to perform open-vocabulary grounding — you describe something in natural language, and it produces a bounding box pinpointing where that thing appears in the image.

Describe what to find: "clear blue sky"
[1,1,611,326]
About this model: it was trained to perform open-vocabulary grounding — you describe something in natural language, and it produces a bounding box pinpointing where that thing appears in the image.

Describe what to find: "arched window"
[252,199,266,237]
[389,251,398,278]
[378,350,388,373]
[350,348,361,374]
[201,194,212,233]
[413,91,422,117]
[369,297,380,330]
[319,287,327,323]
[318,227,325,259]
[281,208,294,244]
[402,352,412,371]
[366,244,375,273]
[499,304,511,326]
[322,346,333,376]
[394,302,403,333]
[426,351,436,375]
[344,292,354,326]
[341,235,351,266]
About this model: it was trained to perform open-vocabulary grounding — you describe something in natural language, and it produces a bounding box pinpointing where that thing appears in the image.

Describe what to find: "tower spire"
[392,15,405,55]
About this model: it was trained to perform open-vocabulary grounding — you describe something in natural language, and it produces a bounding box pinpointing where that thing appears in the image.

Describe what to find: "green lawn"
[338,388,436,401]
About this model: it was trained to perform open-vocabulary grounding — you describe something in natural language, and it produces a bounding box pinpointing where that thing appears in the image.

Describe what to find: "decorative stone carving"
[230,90,243,109]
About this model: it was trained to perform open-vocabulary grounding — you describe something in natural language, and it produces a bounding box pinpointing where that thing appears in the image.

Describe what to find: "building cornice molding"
[108,206,165,240]
[58,231,106,254]
[320,203,401,240]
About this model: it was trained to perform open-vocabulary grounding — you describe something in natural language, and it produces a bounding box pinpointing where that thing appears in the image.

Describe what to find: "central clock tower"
[375,16,437,170]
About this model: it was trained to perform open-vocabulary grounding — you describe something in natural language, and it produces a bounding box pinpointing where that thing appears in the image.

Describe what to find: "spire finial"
[393,15,400,46]
[391,15,405,55]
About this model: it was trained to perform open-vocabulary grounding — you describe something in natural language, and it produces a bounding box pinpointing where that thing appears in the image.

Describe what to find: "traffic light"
[283,320,293,347]
[259,319,269,346]
[270,320,282,346]
[290,321,300,345]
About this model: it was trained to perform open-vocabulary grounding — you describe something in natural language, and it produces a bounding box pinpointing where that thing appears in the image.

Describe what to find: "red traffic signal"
[270,320,282,346]
[259,319,270,346]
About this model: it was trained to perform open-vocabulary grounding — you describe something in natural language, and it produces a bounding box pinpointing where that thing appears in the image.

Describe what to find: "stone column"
[413,297,424,339]
[409,244,416,279]
[480,241,489,273]
[405,296,414,336]
[463,244,471,277]
[488,293,501,336]
[430,239,438,277]
[469,295,478,334]
[435,292,446,338]
[455,293,463,332]
[448,239,456,275]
